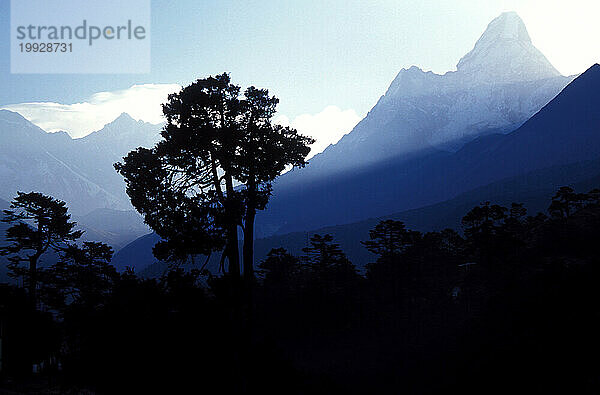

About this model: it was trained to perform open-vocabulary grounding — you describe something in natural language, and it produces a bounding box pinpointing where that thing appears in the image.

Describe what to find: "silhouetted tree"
[0,192,83,306]
[302,235,354,274]
[46,241,117,312]
[235,87,313,280]
[462,201,508,239]
[549,186,586,219]
[301,234,358,294]
[4,184,600,392]
[362,220,420,259]
[586,188,600,207]
[362,221,426,325]
[256,248,303,322]
[462,202,508,267]
[114,144,225,272]
[363,220,420,304]
[258,248,301,289]
[417,229,464,291]
[115,74,312,281]
[114,75,312,393]
[497,203,529,249]
[508,202,527,221]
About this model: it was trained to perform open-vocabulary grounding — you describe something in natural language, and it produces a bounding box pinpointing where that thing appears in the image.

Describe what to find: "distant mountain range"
[118,155,600,275]
[115,63,600,274]
[2,11,600,278]
[257,63,599,237]
[0,111,161,215]
[275,12,575,184]
[0,112,156,258]
[256,13,591,237]
[74,208,149,251]
[0,189,148,283]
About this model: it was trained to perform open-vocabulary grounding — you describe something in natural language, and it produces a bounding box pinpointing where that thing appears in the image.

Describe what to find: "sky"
[0,0,599,153]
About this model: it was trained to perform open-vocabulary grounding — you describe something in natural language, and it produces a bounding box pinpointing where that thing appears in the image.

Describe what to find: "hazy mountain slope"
[254,158,600,272]
[115,63,600,274]
[118,156,600,275]
[0,110,123,214]
[49,114,162,209]
[275,12,573,185]
[257,64,600,236]
[0,197,10,281]
[0,111,159,259]
[0,111,161,215]
[75,208,150,252]
[112,232,160,272]
[470,64,600,177]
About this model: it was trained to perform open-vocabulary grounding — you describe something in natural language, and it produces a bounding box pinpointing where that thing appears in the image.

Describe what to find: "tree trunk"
[242,176,257,281]
[241,200,256,395]
[225,175,241,278]
[28,254,39,308]
[226,228,240,277]
[243,208,255,281]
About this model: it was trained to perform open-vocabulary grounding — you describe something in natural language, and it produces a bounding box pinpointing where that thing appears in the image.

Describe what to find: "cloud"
[2,84,181,138]
[3,89,362,156]
[276,106,362,159]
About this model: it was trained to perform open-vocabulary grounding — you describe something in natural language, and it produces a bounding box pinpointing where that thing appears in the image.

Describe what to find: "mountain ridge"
[271,12,574,187]
[116,156,600,275]
[456,11,560,82]
[256,63,600,237]
[0,110,162,215]
[115,63,600,273]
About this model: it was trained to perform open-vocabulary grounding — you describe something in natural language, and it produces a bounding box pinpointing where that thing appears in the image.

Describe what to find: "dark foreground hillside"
[117,155,600,275]
[2,186,600,394]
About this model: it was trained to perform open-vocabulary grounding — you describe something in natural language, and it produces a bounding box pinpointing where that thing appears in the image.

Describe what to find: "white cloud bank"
[3,86,362,158]
[276,106,362,159]
[2,84,181,138]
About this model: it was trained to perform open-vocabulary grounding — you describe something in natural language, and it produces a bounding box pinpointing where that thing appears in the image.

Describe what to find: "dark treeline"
[1,186,600,393]
[2,73,600,393]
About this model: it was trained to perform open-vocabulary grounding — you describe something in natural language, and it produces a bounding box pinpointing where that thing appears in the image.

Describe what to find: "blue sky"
[1,0,599,146]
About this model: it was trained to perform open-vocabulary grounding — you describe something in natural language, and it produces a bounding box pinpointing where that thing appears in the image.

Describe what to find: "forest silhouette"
[2,74,600,394]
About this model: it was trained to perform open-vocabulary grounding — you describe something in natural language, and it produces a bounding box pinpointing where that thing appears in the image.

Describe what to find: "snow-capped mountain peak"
[477,11,531,44]
[275,12,574,182]
[456,11,561,82]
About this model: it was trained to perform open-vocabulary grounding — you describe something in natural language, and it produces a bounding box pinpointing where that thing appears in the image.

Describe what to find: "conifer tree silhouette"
[0,192,83,306]
[116,74,313,280]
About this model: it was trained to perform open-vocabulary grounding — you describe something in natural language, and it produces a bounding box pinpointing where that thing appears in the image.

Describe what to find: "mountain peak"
[101,113,142,131]
[0,109,50,142]
[456,11,561,83]
[112,113,137,124]
[484,12,531,43]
